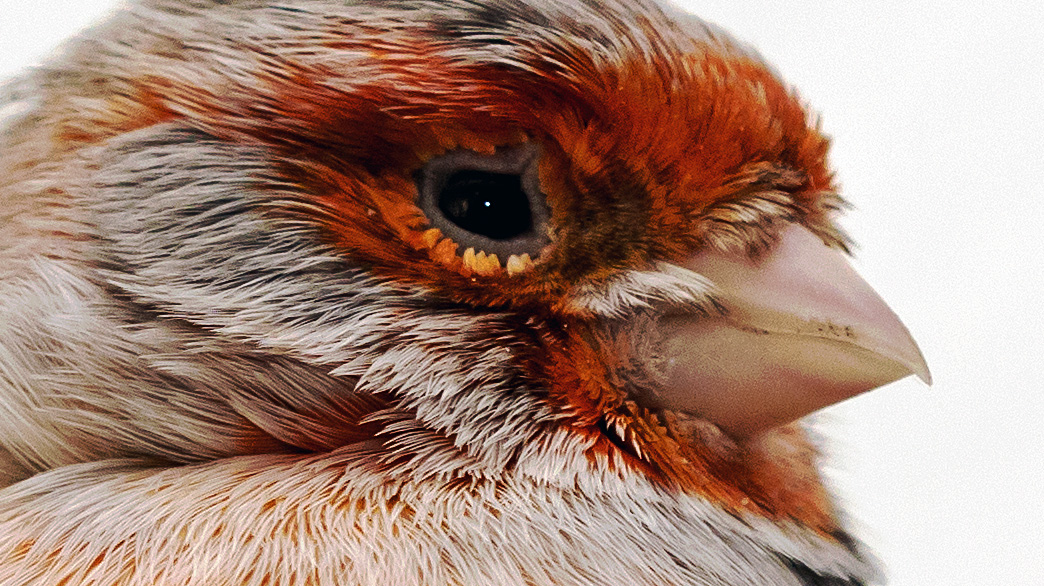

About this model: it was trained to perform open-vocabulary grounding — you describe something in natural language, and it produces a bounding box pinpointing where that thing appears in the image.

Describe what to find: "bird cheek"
[648,223,931,440]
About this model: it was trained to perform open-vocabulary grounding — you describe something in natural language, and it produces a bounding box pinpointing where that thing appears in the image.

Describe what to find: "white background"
[1,2,1042,585]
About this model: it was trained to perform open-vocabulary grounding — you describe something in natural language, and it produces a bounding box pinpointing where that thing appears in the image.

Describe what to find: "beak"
[652,223,930,440]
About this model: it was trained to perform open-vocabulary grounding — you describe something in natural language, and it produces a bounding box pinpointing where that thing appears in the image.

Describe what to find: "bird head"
[3,0,927,542]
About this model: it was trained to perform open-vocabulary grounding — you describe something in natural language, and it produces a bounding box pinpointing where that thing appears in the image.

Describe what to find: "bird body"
[0,1,925,584]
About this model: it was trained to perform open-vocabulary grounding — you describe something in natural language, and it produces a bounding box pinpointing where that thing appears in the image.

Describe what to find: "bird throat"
[540,322,845,537]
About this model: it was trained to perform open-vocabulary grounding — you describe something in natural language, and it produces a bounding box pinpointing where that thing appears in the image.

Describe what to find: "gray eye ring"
[416,143,551,260]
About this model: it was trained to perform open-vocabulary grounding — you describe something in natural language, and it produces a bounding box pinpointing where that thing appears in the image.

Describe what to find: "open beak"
[653,223,930,440]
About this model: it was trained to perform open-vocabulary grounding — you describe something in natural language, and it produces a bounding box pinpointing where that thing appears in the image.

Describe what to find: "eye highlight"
[417,144,550,261]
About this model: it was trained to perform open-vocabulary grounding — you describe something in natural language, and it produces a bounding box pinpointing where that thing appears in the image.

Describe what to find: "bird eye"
[437,170,532,240]
[417,144,550,260]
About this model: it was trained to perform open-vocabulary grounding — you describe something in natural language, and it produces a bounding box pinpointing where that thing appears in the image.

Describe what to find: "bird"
[0,1,930,584]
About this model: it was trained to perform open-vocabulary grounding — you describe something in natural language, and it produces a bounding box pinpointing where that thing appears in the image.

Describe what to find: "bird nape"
[0,1,928,585]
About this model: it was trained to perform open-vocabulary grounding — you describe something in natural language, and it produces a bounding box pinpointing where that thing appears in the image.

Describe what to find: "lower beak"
[651,223,930,440]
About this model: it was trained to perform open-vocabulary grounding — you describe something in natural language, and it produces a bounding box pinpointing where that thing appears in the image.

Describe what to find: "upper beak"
[652,223,930,440]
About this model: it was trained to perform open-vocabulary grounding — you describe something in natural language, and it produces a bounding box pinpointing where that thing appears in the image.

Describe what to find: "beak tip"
[915,365,933,386]
[906,342,932,386]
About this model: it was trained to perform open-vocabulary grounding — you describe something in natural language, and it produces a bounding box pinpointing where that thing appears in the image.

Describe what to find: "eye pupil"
[437,170,533,241]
